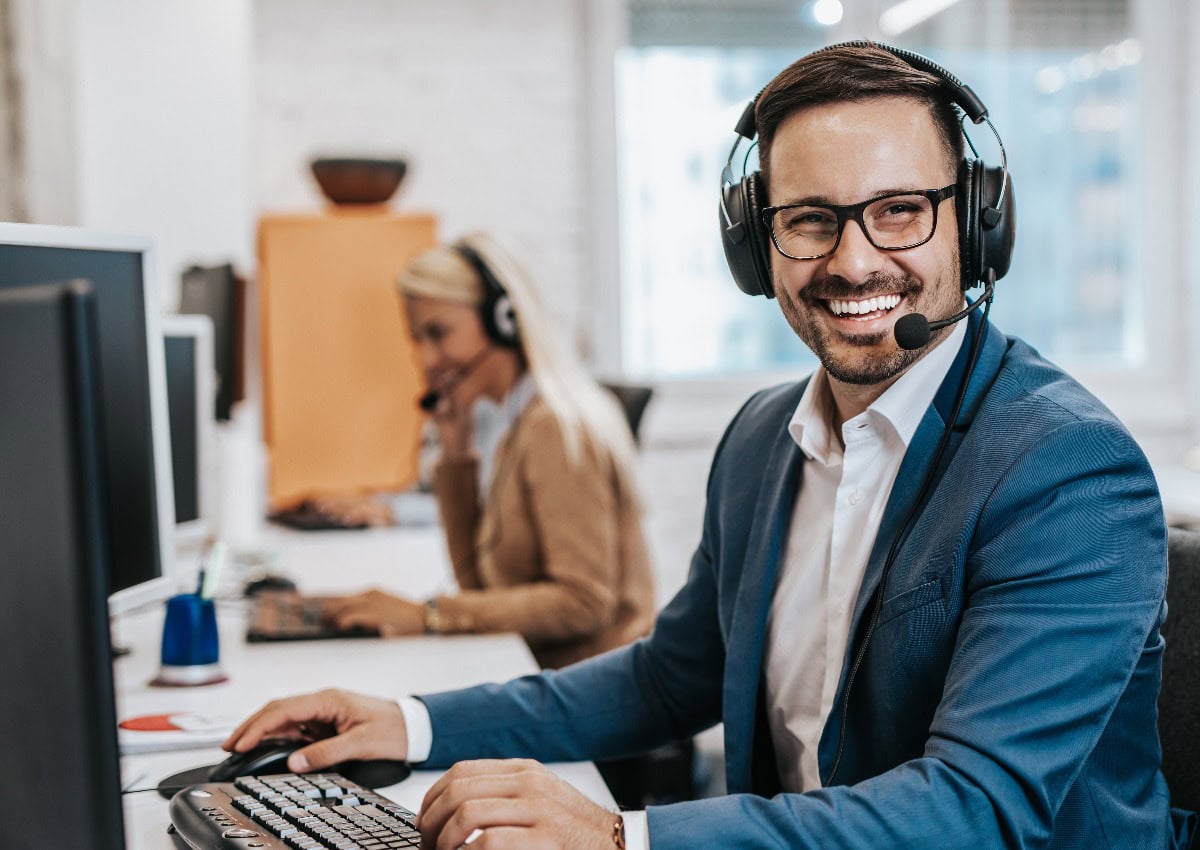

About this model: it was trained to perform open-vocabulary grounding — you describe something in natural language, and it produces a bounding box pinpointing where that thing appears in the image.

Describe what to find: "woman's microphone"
[417,347,494,412]
[893,269,996,351]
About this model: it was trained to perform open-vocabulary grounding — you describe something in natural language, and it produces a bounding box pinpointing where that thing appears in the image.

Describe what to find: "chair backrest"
[600,381,654,446]
[1160,526,1200,815]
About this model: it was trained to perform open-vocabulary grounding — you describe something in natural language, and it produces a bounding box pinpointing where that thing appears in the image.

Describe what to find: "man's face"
[767,97,962,387]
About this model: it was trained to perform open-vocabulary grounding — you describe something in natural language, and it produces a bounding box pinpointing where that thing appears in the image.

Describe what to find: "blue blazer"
[420,316,1189,849]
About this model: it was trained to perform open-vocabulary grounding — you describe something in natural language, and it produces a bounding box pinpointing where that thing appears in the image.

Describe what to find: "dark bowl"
[310,157,407,205]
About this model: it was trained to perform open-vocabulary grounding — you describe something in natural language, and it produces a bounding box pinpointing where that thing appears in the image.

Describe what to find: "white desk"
[116,524,614,848]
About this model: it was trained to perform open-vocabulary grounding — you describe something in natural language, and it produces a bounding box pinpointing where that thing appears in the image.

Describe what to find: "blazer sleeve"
[433,413,623,643]
[433,456,484,590]
[643,417,1169,849]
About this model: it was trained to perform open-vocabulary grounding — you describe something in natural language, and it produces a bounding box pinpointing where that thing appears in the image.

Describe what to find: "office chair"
[1160,526,1200,815]
[600,381,654,446]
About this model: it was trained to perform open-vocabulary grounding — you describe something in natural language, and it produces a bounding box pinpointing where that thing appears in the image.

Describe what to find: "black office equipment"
[244,574,300,597]
[156,740,411,799]
[1160,527,1200,814]
[269,499,370,531]
[0,281,126,850]
[600,381,655,446]
[245,592,380,642]
[169,773,420,849]
[179,262,244,421]
[0,224,178,614]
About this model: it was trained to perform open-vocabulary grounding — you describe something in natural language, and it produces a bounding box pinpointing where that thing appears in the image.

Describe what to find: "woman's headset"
[453,241,520,348]
[718,40,1016,299]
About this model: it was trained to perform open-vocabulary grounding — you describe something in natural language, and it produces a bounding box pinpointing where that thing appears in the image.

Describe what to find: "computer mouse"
[243,574,298,597]
[209,738,303,781]
[207,738,412,788]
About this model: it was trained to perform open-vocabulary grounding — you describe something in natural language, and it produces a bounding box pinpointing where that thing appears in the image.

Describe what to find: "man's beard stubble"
[775,270,955,386]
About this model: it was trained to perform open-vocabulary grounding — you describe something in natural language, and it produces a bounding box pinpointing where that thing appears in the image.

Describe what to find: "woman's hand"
[322,589,426,636]
[429,387,473,460]
[308,494,394,527]
[222,688,410,772]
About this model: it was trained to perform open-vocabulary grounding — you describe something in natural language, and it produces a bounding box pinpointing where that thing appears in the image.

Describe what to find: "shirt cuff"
[396,696,433,763]
[622,811,649,850]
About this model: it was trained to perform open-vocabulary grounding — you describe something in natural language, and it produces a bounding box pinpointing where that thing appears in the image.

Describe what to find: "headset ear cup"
[742,172,775,298]
[455,242,520,348]
[957,158,981,289]
[490,293,518,346]
[720,171,774,298]
[979,163,1015,281]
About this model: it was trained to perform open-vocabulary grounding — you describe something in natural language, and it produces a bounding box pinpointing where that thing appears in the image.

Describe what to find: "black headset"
[453,241,520,348]
[719,41,1015,299]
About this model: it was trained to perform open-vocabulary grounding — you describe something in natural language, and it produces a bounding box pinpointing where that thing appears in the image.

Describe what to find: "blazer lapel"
[723,393,806,795]
[817,313,1008,779]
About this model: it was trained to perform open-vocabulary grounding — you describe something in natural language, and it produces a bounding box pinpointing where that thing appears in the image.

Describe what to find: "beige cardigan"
[431,399,656,669]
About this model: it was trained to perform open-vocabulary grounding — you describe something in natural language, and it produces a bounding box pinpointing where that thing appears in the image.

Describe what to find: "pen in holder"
[151,542,229,687]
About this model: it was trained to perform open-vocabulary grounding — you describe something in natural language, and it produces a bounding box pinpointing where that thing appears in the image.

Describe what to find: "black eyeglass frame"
[761,184,957,260]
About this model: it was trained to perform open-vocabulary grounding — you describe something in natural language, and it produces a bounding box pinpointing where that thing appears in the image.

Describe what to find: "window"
[615,0,1187,430]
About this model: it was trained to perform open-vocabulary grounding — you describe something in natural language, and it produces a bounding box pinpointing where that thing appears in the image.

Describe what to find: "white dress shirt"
[764,317,965,792]
[400,320,966,848]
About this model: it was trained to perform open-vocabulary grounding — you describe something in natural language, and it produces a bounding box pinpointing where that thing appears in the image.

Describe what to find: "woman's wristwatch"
[422,598,444,634]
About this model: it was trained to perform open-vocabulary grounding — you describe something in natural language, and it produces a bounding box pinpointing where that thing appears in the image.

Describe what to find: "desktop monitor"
[163,314,217,548]
[0,281,126,850]
[0,223,178,615]
[179,262,244,421]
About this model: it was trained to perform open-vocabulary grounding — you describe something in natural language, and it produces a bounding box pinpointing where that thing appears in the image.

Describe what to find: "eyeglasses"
[762,185,956,260]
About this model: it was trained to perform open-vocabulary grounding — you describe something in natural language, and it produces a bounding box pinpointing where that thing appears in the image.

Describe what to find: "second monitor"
[163,313,218,550]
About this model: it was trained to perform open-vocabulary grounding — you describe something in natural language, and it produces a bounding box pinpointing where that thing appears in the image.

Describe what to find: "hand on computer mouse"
[223,688,410,774]
[207,736,411,788]
[321,589,425,637]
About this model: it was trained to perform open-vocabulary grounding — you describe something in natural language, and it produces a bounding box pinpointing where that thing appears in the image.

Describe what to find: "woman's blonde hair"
[397,232,642,504]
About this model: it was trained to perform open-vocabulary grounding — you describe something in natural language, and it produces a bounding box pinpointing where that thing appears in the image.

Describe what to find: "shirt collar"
[473,371,538,437]
[788,317,967,463]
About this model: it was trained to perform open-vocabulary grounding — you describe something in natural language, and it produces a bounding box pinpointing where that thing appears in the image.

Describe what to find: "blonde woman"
[323,232,656,669]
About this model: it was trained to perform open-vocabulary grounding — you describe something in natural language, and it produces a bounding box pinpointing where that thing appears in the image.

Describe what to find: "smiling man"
[224,43,1190,849]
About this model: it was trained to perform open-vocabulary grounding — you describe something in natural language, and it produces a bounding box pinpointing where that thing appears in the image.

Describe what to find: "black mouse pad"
[154,758,412,799]
[156,763,220,799]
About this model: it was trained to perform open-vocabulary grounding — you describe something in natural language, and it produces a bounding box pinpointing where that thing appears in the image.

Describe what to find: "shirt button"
[848,490,861,505]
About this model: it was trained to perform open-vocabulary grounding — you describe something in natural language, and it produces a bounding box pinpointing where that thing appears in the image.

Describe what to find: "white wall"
[253,0,599,350]
[11,0,79,225]
[74,0,253,309]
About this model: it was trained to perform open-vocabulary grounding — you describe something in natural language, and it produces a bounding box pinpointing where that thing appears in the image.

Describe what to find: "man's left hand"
[417,759,618,850]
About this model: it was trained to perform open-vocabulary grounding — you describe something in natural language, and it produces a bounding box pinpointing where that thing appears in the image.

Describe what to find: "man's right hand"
[222,688,409,773]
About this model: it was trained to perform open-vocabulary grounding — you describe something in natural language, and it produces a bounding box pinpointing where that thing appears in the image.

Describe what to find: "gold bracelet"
[612,815,626,849]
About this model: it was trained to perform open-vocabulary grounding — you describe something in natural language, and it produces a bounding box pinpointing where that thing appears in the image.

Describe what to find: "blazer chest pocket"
[878,574,945,626]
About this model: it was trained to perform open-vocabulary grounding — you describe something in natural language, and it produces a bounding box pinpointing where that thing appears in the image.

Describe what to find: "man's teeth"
[828,294,902,316]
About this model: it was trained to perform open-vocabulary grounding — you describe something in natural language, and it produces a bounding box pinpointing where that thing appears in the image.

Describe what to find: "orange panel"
[258,209,436,508]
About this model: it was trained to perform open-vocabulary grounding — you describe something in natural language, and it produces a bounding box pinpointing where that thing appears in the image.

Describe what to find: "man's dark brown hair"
[755,43,965,192]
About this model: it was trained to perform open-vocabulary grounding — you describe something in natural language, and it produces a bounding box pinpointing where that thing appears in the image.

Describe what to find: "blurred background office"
[2,0,1198,606]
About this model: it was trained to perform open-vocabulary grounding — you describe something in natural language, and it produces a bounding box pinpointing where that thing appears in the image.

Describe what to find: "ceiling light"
[811,0,844,27]
[879,0,964,37]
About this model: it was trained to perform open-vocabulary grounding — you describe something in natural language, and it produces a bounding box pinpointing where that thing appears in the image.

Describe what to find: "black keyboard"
[269,501,369,531]
[168,772,421,849]
[246,592,380,642]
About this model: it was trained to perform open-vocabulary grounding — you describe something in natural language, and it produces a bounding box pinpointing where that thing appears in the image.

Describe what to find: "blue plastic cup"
[155,593,224,686]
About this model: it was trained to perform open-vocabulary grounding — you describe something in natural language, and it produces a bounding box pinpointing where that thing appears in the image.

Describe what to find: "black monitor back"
[0,240,163,598]
[0,281,126,850]
[179,262,241,421]
[165,333,201,523]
